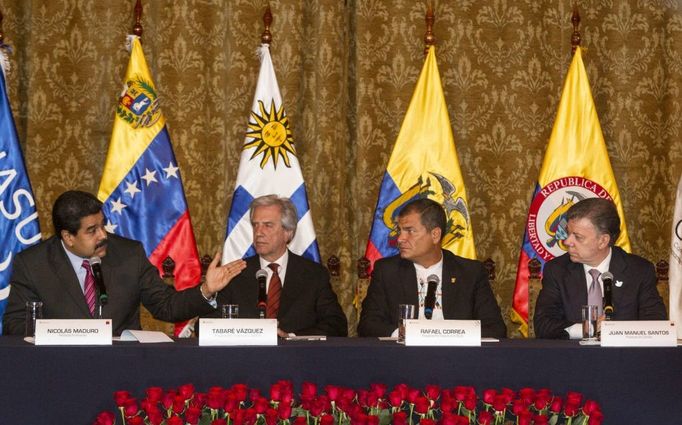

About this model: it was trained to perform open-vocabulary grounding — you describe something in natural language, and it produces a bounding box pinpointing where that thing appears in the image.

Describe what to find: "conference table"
[1,336,680,424]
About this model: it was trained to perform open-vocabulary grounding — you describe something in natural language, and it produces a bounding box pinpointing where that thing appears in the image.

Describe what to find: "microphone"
[423,274,439,320]
[89,256,108,305]
[602,271,614,320]
[256,269,268,319]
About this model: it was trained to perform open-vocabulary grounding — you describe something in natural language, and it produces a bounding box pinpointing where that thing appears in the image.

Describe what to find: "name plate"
[600,321,677,347]
[405,320,481,346]
[198,318,277,346]
[35,319,112,345]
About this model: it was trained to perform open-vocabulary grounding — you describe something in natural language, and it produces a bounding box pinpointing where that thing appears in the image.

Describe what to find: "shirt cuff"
[565,323,583,340]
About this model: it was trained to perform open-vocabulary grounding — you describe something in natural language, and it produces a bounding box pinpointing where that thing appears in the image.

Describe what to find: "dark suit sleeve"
[2,255,36,335]
[292,268,347,337]
[471,263,507,339]
[137,245,214,322]
[357,262,396,337]
[534,263,573,339]
[636,261,667,320]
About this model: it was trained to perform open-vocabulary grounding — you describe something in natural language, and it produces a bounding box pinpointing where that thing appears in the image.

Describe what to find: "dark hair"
[398,198,447,241]
[52,191,103,238]
[566,197,620,246]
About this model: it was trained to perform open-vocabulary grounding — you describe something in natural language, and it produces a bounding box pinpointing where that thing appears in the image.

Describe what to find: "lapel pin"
[450,277,456,284]
[615,280,623,287]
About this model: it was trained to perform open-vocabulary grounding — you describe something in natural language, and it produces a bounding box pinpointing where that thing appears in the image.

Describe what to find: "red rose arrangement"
[94,381,603,425]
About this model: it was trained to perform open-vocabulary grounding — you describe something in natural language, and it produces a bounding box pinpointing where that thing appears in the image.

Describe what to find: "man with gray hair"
[208,194,347,336]
[534,197,667,339]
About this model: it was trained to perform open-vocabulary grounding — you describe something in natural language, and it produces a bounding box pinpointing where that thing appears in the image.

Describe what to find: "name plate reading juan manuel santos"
[35,319,112,345]
[404,320,481,346]
[199,318,277,346]
[600,321,677,347]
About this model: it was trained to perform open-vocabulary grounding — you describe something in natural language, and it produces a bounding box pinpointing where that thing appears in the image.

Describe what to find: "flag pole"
[571,3,581,55]
[424,3,435,56]
[262,6,272,45]
[133,0,144,37]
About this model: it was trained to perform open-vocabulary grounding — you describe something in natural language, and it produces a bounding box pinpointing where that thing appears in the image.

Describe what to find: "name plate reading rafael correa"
[199,318,277,346]
[35,319,112,345]
[600,321,677,347]
[404,320,481,346]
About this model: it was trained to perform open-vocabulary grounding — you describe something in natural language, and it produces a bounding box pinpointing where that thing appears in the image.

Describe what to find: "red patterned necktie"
[82,260,96,316]
[266,263,281,319]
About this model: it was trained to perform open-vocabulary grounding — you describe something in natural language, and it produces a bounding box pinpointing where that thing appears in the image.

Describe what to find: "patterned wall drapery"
[1,0,680,337]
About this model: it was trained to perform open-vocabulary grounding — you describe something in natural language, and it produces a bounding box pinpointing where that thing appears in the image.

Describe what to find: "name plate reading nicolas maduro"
[199,318,277,346]
[600,321,677,347]
[35,319,112,345]
[405,320,481,346]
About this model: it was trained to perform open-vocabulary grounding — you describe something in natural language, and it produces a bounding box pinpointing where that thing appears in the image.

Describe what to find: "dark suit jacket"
[207,251,347,336]
[357,250,507,338]
[534,246,667,339]
[2,235,213,335]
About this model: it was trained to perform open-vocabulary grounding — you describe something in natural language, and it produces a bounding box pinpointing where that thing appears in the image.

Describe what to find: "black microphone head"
[601,271,614,282]
[256,269,268,280]
[426,274,439,285]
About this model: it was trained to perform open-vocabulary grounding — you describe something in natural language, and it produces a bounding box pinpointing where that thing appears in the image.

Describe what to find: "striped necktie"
[82,260,96,316]
[266,263,281,319]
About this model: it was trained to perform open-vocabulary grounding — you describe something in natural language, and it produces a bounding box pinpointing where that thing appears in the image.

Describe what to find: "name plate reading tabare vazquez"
[600,321,677,347]
[198,318,277,346]
[405,320,481,346]
[35,319,112,345]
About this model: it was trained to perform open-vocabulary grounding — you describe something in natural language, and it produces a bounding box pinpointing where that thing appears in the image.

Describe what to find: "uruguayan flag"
[223,44,319,263]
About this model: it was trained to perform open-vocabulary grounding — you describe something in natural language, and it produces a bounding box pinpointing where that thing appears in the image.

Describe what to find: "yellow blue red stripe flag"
[364,45,476,275]
[511,47,630,336]
[223,44,319,264]
[0,44,41,334]
[98,35,201,336]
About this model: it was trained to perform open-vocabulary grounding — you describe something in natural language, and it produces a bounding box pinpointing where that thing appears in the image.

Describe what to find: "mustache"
[95,239,108,249]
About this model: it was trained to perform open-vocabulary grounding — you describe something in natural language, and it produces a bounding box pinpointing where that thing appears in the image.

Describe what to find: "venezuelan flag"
[98,36,201,336]
[364,45,476,277]
[511,47,630,336]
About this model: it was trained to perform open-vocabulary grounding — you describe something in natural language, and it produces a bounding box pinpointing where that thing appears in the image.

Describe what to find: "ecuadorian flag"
[365,45,476,276]
[98,35,201,336]
[223,44,319,264]
[511,47,630,337]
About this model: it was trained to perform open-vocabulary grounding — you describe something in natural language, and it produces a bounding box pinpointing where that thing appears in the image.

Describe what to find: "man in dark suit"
[2,191,246,335]
[208,195,347,337]
[534,198,667,339]
[358,198,506,338]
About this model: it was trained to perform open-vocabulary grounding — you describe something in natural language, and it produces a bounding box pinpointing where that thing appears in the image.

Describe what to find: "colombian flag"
[511,47,630,337]
[364,45,476,278]
[98,35,201,337]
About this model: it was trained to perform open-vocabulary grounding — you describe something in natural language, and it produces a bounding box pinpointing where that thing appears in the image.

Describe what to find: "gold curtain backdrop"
[1,0,680,337]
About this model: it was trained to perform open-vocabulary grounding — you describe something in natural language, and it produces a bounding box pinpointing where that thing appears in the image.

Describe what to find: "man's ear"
[431,227,442,244]
[598,233,611,250]
[61,230,73,246]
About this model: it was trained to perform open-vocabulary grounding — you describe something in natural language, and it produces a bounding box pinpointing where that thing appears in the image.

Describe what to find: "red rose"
[518,387,535,403]
[207,391,224,409]
[145,387,164,402]
[301,382,317,399]
[453,386,474,401]
[123,399,139,417]
[186,406,202,425]
[517,410,532,425]
[278,401,292,419]
[511,399,529,416]
[232,384,248,402]
[249,388,262,402]
[162,391,175,409]
[501,388,515,403]
[420,419,436,425]
[293,417,307,425]
[388,390,403,408]
[172,395,186,414]
[350,412,368,425]
[114,391,132,407]
[563,403,578,417]
[533,414,549,425]
[167,415,184,425]
[478,410,494,425]
[440,412,460,425]
[366,415,380,425]
[224,393,238,414]
[425,384,440,401]
[414,396,430,414]
[534,394,550,411]
[588,410,604,425]
[365,392,379,408]
[127,416,144,425]
[482,389,496,405]
[392,411,408,425]
[265,407,278,425]
[566,391,582,406]
[394,383,409,399]
[582,399,601,416]
[148,412,164,425]
[341,388,356,403]
[536,388,552,399]
[178,384,195,400]
[463,396,476,411]
[254,396,270,414]
[320,414,335,425]
[92,411,115,425]
[440,397,456,414]
[492,394,508,412]
[407,388,421,403]
[325,385,341,401]
[270,383,282,401]
[370,383,387,399]
[211,420,228,425]
[549,396,562,413]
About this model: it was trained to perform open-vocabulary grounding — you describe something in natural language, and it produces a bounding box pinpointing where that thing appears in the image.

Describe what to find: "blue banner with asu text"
[0,69,41,334]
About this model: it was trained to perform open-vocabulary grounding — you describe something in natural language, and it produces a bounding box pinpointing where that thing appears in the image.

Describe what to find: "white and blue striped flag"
[222,44,319,264]
[0,44,41,334]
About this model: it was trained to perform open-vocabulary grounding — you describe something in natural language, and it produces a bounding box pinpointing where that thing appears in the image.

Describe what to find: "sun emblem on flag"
[244,100,296,169]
